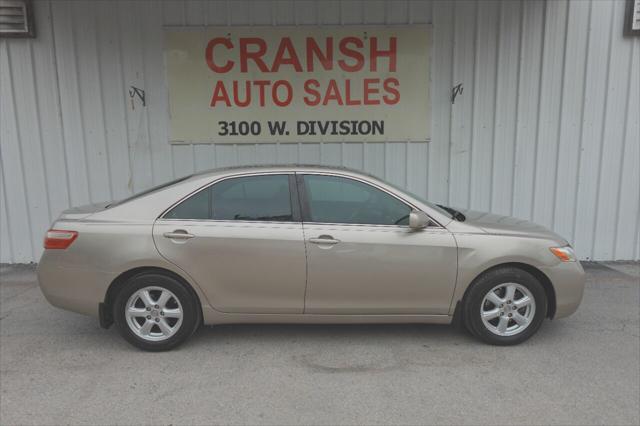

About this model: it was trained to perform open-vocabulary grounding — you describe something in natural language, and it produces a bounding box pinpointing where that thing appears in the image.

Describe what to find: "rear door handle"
[308,235,340,245]
[163,230,195,240]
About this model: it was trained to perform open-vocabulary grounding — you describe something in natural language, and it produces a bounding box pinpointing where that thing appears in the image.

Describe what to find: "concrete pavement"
[0,262,638,425]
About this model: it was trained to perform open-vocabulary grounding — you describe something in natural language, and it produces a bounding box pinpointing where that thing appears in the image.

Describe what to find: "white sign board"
[165,25,431,143]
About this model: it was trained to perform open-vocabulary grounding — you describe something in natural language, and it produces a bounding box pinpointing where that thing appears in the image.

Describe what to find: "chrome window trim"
[157,169,444,229]
[297,171,445,229]
[158,171,296,222]
[157,218,302,225]
[300,222,447,231]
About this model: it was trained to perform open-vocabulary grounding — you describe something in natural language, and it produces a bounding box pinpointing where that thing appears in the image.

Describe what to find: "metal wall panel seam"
[509,0,525,218]
[550,0,571,230]
[590,1,617,257]
[69,3,92,205]
[569,0,593,247]
[28,40,53,223]
[5,44,36,261]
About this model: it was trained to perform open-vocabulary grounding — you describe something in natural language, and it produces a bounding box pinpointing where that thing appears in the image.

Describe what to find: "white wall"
[1,0,639,263]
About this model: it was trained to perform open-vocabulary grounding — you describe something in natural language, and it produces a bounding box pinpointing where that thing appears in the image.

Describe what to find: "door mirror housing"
[409,210,430,229]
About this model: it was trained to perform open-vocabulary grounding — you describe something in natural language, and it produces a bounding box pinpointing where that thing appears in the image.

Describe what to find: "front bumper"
[540,260,586,319]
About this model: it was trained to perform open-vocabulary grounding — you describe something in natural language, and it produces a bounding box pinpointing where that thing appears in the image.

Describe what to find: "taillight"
[44,230,78,249]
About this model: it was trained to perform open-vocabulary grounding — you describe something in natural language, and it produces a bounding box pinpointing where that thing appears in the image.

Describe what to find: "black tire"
[113,272,200,351]
[463,267,547,346]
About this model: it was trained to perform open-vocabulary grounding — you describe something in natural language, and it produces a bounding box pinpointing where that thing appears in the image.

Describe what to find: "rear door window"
[212,175,293,221]
[163,187,210,220]
[164,174,294,222]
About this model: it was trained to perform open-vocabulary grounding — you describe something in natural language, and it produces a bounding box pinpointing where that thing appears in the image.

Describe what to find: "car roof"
[189,164,378,180]
[96,163,454,227]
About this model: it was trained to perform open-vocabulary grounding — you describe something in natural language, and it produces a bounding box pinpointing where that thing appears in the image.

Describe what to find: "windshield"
[378,179,454,219]
[108,175,192,207]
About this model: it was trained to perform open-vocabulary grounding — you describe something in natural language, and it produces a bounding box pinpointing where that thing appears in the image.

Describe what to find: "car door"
[153,173,307,314]
[299,173,458,315]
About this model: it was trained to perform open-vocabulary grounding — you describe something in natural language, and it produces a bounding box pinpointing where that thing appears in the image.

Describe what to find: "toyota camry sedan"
[37,165,585,351]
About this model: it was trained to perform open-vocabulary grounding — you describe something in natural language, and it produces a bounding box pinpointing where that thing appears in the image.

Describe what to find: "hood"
[58,202,111,220]
[460,209,568,244]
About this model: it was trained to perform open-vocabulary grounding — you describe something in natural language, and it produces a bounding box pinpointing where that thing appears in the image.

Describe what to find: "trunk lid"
[57,202,111,220]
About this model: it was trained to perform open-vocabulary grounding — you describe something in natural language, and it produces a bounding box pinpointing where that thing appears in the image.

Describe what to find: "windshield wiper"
[437,204,466,222]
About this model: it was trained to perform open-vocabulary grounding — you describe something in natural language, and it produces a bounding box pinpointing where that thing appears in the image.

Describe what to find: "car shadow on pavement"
[183,322,487,350]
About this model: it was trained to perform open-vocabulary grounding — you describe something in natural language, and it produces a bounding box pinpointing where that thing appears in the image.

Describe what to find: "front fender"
[448,233,573,315]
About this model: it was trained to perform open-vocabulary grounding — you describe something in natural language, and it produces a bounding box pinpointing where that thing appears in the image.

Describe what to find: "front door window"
[302,174,411,225]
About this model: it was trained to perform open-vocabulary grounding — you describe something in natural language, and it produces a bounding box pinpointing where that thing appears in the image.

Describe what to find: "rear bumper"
[540,260,586,319]
[37,251,108,318]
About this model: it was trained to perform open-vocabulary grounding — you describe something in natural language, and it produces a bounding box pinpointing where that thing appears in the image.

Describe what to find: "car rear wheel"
[463,267,547,345]
[113,273,200,351]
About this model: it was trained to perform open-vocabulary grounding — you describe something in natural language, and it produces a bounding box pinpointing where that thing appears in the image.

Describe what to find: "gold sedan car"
[38,166,585,351]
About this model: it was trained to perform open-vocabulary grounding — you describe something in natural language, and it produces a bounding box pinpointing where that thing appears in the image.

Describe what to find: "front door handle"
[163,230,195,240]
[308,235,340,245]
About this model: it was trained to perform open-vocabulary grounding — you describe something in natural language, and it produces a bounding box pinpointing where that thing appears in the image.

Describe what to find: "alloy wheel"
[125,286,184,342]
[480,283,536,337]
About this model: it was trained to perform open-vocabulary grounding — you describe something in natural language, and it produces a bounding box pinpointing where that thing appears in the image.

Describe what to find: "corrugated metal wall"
[1,0,639,263]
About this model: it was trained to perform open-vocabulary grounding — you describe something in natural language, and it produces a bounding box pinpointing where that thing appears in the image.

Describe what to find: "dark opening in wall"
[0,0,35,38]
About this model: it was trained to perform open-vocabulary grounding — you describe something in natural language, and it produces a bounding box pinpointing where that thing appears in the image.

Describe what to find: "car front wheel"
[113,272,200,351]
[463,267,548,345]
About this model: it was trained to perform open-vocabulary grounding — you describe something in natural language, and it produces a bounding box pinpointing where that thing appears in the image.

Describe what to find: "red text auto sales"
[205,35,399,109]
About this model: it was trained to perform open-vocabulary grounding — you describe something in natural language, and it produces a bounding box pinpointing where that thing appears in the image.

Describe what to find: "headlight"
[549,246,576,262]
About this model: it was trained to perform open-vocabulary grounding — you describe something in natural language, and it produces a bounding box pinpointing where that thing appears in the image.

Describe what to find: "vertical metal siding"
[0,0,638,263]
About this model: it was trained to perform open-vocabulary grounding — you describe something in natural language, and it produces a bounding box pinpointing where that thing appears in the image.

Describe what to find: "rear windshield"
[108,175,192,207]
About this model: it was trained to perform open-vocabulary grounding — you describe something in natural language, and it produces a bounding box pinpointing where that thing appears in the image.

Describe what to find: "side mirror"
[409,210,430,230]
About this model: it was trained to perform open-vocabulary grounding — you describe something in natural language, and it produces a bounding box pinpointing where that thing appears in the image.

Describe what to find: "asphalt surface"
[0,262,638,426]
